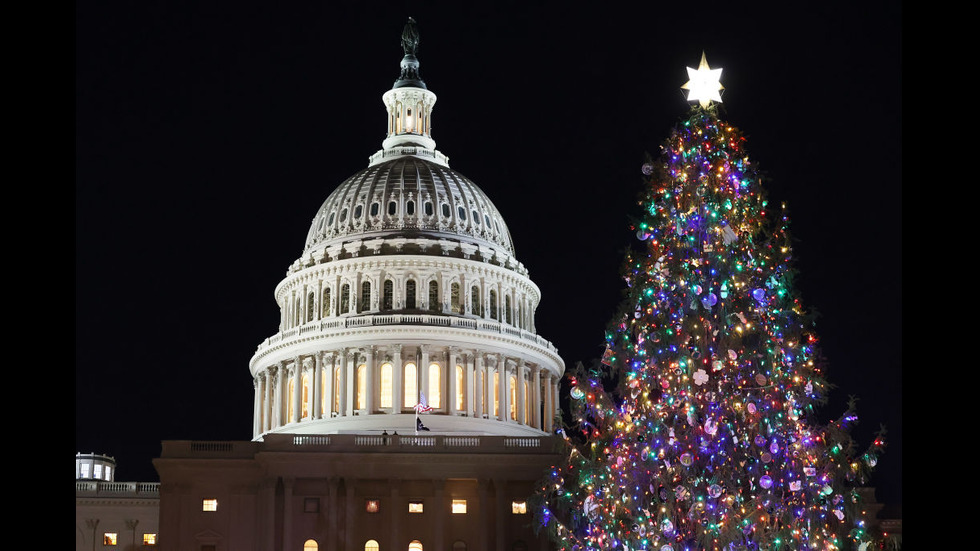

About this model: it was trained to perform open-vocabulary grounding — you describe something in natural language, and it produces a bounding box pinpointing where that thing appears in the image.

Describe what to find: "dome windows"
[424,201,433,216]
[457,206,466,220]
[354,205,363,219]
[370,202,380,217]
[406,200,415,216]
[388,201,398,216]
[442,203,451,218]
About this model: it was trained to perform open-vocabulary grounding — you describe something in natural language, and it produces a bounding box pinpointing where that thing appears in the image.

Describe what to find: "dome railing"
[257,313,558,355]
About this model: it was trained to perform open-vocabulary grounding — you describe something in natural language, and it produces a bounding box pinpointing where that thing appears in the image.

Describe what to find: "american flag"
[414,392,433,413]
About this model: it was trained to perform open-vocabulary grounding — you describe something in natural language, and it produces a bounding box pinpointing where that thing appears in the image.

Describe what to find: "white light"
[682,52,724,108]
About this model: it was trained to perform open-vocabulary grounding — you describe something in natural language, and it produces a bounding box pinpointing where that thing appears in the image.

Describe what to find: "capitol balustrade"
[256,313,558,355]
[75,480,160,496]
[159,434,557,461]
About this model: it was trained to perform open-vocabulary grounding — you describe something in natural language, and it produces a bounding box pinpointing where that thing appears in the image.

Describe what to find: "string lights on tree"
[532,54,885,551]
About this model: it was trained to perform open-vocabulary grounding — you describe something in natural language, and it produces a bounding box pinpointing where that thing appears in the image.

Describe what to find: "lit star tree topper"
[682,51,724,108]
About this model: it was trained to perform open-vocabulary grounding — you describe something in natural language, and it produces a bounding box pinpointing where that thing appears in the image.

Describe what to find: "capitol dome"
[249,18,564,438]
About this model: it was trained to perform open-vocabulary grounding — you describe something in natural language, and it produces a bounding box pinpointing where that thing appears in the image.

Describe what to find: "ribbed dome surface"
[303,156,515,256]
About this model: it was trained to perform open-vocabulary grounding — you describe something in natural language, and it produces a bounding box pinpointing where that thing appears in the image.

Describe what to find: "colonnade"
[253,344,560,438]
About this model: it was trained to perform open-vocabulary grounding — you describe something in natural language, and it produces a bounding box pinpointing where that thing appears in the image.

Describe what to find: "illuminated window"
[142,533,157,545]
[103,533,118,545]
[409,541,424,551]
[356,364,366,410]
[493,374,499,416]
[203,498,218,511]
[80,463,90,478]
[366,540,380,551]
[408,501,424,513]
[334,367,342,412]
[406,279,417,309]
[510,374,517,420]
[452,499,467,513]
[321,369,328,415]
[428,363,441,408]
[304,539,319,551]
[288,379,295,421]
[512,501,527,514]
[380,363,393,408]
[404,363,418,407]
[304,497,320,513]
[455,365,464,410]
[302,373,310,418]
[366,499,380,513]
[94,464,102,479]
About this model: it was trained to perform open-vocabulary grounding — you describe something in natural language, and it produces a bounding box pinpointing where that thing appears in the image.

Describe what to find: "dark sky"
[76,1,902,506]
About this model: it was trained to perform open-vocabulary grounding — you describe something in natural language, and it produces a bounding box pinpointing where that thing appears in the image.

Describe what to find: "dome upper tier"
[303,156,515,258]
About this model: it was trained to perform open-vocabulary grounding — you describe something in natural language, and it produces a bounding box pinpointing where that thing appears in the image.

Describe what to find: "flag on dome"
[415,392,433,413]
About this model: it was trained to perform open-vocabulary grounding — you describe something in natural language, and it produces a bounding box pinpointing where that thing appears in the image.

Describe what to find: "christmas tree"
[533,54,885,551]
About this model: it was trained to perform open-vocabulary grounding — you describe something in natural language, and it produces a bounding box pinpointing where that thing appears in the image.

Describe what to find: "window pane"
[404,363,417,407]
[380,363,393,408]
[202,498,218,511]
[452,499,467,513]
[428,363,441,408]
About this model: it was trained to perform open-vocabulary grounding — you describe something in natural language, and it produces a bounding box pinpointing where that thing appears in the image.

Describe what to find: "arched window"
[356,364,366,410]
[471,286,481,317]
[388,201,397,216]
[359,281,371,313]
[406,280,417,309]
[510,374,518,420]
[380,363,393,408]
[302,373,310,419]
[288,379,295,422]
[404,362,418,408]
[428,363,441,409]
[307,291,316,322]
[451,283,461,314]
[489,289,497,320]
[505,295,512,324]
[294,297,301,327]
[304,539,318,551]
[370,202,380,216]
[428,281,439,312]
[383,280,394,310]
[406,200,415,216]
[457,205,467,220]
[424,201,433,216]
[409,541,424,551]
[455,365,464,411]
[354,205,363,219]
[365,540,379,551]
[453,542,467,551]
[340,208,348,222]
[323,288,332,317]
[441,203,450,218]
[341,284,351,314]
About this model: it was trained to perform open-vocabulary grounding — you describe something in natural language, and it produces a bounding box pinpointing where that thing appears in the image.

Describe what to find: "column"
[543,371,553,432]
[264,367,275,432]
[517,360,527,426]
[448,347,459,415]
[392,345,403,414]
[498,359,509,423]
[253,376,261,436]
[419,344,430,407]
[365,346,375,413]
[475,353,485,418]
[292,358,302,424]
[532,365,542,430]
[272,363,283,428]
[313,353,323,420]
[340,348,357,417]
[465,352,475,417]
[324,352,335,418]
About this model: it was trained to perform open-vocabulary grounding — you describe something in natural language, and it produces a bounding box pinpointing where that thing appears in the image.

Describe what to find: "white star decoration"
[682,52,724,108]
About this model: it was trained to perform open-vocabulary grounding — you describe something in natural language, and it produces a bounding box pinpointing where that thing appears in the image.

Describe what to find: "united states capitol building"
[78,19,565,551]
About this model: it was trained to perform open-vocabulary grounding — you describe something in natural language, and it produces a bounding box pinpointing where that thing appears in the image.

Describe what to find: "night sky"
[76,2,902,507]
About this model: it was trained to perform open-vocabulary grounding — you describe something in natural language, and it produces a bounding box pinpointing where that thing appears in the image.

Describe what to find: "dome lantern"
[372,17,446,167]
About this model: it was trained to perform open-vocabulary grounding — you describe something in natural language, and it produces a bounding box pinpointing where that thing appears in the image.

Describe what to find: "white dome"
[248,19,563,439]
